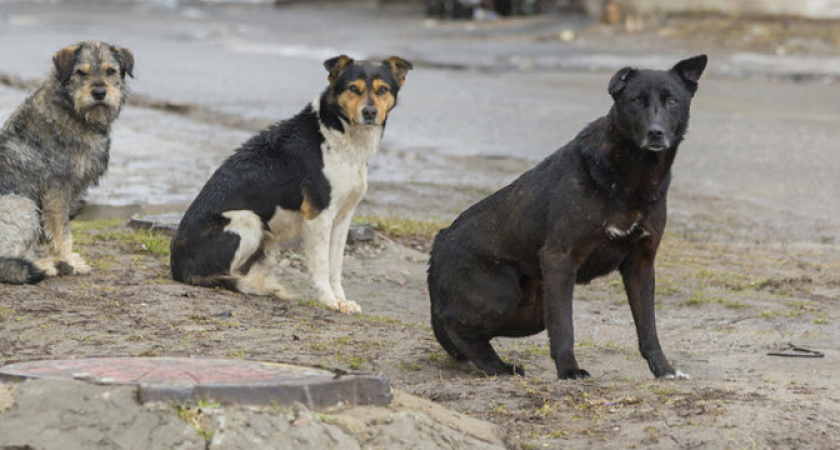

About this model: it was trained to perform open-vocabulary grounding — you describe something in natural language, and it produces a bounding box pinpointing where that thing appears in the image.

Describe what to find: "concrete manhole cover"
[0,357,391,409]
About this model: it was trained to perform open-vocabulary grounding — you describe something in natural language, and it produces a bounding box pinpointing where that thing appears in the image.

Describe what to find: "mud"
[1,215,839,448]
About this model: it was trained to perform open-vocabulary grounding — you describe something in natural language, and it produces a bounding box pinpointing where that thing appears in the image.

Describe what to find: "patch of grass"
[173,400,219,444]
[524,343,550,357]
[228,349,247,359]
[399,361,422,372]
[355,215,450,240]
[691,269,766,292]
[314,412,336,423]
[813,313,830,325]
[298,298,331,310]
[0,307,16,322]
[682,291,749,309]
[336,351,366,370]
[71,220,171,257]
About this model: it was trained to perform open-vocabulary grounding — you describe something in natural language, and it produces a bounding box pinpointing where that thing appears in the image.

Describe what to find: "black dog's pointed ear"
[111,46,135,79]
[384,56,413,88]
[53,44,80,83]
[324,55,353,84]
[608,66,636,98]
[671,54,707,96]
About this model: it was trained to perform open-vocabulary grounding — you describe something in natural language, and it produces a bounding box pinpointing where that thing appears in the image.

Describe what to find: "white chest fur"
[318,109,382,214]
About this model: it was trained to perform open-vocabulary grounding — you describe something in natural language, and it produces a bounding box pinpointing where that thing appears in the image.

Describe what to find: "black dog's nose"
[362,106,377,121]
[647,127,665,140]
[92,88,107,101]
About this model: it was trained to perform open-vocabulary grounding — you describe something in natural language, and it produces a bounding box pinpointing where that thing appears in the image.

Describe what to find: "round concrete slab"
[0,357,392,409]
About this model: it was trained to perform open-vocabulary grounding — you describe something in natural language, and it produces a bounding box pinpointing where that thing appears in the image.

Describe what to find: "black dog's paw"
[503,362,525,377]
[558,368,591,380]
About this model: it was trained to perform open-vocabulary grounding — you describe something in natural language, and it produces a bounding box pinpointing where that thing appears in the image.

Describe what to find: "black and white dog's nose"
[362,106,377,121]
[92,88,107,101]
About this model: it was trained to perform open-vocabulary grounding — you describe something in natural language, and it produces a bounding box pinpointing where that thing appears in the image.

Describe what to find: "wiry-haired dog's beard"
[73,90,122,127]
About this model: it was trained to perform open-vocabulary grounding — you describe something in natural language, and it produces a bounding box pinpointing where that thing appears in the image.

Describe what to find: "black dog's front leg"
[542,250,590,380]
[620,251,686,379]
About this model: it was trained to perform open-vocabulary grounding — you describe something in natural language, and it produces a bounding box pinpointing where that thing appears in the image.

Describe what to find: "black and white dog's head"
[320,55,412,128]
[608,55,707,152]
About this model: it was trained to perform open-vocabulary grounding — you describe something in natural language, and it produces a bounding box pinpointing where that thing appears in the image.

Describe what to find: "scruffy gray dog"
[0,41,134,284]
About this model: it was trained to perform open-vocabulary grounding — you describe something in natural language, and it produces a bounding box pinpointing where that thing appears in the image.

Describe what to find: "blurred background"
[0,0,838,244]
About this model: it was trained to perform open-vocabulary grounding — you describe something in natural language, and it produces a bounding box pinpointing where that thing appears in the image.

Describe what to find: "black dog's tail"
[428,258,468,362]
[0,257,46,285]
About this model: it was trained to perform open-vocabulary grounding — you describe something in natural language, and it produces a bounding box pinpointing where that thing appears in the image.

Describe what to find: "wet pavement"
[0,1,838,242]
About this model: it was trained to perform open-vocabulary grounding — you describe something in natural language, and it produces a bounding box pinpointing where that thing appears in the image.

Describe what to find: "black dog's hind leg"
[431,311,467,361]
[445,325,524,376]
[620,249,687,379]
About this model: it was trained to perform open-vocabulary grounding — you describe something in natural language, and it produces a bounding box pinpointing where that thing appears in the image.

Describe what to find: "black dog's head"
[608,55,707,152]
[322,55,412,126]
[52,40,134,126]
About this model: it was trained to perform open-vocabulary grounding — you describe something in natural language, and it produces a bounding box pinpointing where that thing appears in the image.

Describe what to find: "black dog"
[428,55,707,380]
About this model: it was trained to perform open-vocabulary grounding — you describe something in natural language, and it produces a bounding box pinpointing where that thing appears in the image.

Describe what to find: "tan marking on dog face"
[337,79,368,125]
[371,79,395,125]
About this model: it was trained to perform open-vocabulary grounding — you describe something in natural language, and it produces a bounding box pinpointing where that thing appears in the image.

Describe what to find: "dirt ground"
[2,206,839,448]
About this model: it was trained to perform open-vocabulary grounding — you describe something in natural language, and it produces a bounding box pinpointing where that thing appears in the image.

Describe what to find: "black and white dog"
[171,55,412,314]
[428,55,707,379]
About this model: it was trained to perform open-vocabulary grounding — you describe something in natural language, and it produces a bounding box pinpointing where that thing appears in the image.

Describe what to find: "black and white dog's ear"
[608,66,636,99]
[671,54,708,96]
[384,56,413,88]
[324,55,354,84]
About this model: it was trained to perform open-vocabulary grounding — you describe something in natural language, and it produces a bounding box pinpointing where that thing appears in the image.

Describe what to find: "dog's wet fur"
[0,41,133,284]
[428,55,707,379]
[170,55,411,314]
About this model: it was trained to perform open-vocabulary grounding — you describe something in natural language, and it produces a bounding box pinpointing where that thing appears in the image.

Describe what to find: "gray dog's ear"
[384,56,413,88]
[608,66,636,98]
[671,54,707,96]
[53,44,80,83]
[111,46,135,79]
[324,55,353,84]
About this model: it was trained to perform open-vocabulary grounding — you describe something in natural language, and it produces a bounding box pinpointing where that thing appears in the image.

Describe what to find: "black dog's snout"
[92,88,107,101]
[647,127,665,141]
[362,106,377,121]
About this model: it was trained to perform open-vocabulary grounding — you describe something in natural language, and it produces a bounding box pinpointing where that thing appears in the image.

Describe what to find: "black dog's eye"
[348,85,362,95]
[106,68,117,76]
[376,87,389,96]
[632,98,643,107]
[75,69,87,77]
[667,98,678,107]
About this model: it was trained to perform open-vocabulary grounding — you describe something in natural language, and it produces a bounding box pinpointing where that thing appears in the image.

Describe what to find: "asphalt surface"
[0,1,838,241]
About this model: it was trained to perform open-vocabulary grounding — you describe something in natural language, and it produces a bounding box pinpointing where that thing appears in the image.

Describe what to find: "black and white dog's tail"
[0,257,46,285]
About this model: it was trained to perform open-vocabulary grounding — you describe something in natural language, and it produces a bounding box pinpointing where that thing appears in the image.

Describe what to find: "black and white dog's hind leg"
[220,210,290,297]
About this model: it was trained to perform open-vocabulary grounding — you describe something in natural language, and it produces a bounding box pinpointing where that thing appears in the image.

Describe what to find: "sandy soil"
[2,211,839,449]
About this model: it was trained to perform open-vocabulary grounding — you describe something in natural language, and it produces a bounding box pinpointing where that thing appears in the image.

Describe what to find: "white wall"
[615,0,840,19]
